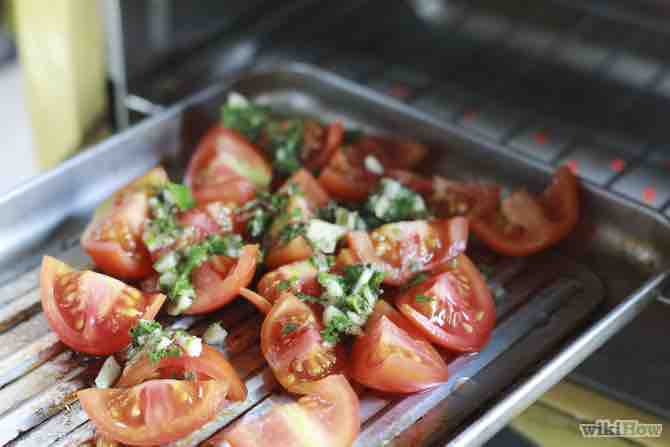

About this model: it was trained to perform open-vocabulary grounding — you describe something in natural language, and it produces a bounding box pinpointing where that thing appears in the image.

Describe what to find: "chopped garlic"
[167,294,194,316]
[305,219,347,254]
[175,332,203,357]
[227,92,249,108]
[203,322,228,345]
[95,356,121,389]
[364,155,384,175]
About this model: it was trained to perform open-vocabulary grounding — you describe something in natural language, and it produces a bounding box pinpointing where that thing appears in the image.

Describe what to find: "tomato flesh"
[470,166,579,256]
[186,244,259,314]
[261,294,344,393]
[185,126,272,205]
[79,379,229,446]
[347,218,468,286]
[212,375,359,447]
[81,167,167,279]
[116,344,247,401]
[351,315,449,393]
[397,255,495,352]
[40,256,165,355]
[257,259,320,303]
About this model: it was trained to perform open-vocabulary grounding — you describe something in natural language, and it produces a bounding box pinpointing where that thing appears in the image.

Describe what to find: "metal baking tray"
[0,64,669,447]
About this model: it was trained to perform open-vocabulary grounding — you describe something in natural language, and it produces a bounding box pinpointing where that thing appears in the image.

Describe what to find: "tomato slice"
[261,294,344,394]
[257,259,320,304]
[185,126,272,205]
[81,167,167,279]
[304,121,344,173]
[186,244,259,314]
[266,170,330,268]
[470,166,579,256]
[351,314,449,393]
[397,255,495,352]
[239,287,273,314]
[212,375,359,447]
[78,379,229,446]
[347,218,468,286]
[40,256,165,356]
[116,344,247,401]
[279,168,331,209]
[317,136,428,202]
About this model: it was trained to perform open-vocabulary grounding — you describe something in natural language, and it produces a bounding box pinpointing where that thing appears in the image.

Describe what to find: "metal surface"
[0,64,669,446]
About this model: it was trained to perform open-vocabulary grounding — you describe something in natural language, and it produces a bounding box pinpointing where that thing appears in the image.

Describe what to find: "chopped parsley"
[309,252,335,272]
[278,222,307,246]
[129,320,181,363]
[364,178,428,225]
[404,272,428,290]
[240,185,298,240]
[265,119,304,175]
[155,234,244,315]
[221,93,270,142]
[318,202,367,231]
[277,276,299,292]
[282,322,299,336]
[142,182,196,252]
[414,294,434,303]
[316,263,385,344]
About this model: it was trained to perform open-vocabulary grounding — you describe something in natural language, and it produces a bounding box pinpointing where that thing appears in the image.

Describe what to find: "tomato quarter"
[261,293,344,394]
[81,167,168,279]
[79,379,229,446]
[185,126,272,205]
[470,166,579,256]
[210,374,359,447]
[40,256,165,356]
[347,218,468,286]
[397,255,495,352]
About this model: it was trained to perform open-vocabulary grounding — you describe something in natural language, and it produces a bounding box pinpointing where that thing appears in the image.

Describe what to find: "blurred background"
[1,1,670,445]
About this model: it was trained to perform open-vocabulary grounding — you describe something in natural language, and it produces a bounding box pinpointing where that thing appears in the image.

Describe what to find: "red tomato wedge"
[266,170,330,268]
[347,218,468,286]
[239,287,273,314]
[304,121,344,173]
[279,168,331,209]
[116,344,247,401]
[257,259,320,303]
[261,294,344,394]
[351,314,449,393]
[81,167,167,279]
[397,255,495,352]
[210,375,359,447]
[78,379,229,446]
[318,136,428,202]
[40,256,165,356]
[185,244,259,314]
[185,126,272,205]
[470,166,579,256]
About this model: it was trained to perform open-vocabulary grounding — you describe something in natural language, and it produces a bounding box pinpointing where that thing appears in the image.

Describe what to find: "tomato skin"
[261,294,344,394]
[351,315,449,393]
[239,287,273,314]
[355,135,428,170]
[185,126,272,205]
[319,149,378,202]
[212,375,359,447]
[81,167,168,279]
[470,166,579,256]
[304,121,344,173]
[116,344,247,400]
[40,256,165,356]
[279,168,331,209]
[79,379,229,446]
[185,244,259,314]
[257,259,320,303]
[397,255,495,352]
[347,218,469,286]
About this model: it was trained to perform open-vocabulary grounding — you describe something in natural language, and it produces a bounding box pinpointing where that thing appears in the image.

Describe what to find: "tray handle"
[447,270,670,447]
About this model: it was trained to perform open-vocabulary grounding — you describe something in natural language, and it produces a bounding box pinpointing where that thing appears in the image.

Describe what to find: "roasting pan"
[1,64,669,447]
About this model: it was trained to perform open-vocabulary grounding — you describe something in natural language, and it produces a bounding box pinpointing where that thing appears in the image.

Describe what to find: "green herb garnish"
[282,322,299,336]
[266,119,304,175]
[364,178,428,225]
[129,320,181,363]
[221,94,270,142]
[414,294,434,303]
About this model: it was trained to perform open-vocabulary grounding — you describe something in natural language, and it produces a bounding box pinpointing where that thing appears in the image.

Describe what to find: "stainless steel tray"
[0,64,669,447]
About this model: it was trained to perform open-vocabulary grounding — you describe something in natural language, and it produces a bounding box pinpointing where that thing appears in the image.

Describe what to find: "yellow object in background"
[12,0,107,169]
